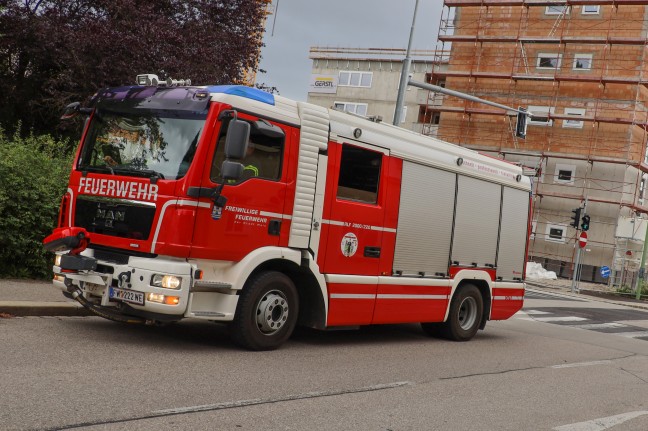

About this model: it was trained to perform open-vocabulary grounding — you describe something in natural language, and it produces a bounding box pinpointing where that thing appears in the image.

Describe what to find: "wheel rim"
[458,296,478,331]
[255,290,289,335]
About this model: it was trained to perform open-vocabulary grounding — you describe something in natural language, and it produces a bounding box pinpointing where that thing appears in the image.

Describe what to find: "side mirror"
[221,160,244,181]
[225,119,250,160]
[61,102,92,120]
[61,102,81,120]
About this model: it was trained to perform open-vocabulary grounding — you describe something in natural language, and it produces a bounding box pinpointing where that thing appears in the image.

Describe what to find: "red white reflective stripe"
[322,219,397,233]
[260,211,292,220]
[330,293,448,300]
[493,295,524,301]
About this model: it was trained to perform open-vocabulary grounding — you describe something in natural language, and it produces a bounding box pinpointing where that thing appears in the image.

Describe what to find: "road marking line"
[608,331,648,339]
[525,310,552,315]
[550,360,612,369]
[569,322,628,330]
[535,316,588,322]
[151,381,412,415]
[553,411,648,431]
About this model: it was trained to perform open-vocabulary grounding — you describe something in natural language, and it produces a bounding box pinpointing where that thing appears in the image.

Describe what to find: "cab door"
[189,112,293,262]
[319,141,388,326]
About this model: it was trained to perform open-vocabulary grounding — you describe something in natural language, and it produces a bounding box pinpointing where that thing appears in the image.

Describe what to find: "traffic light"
[581,214,590,231]
[515,107,528,139]
[570,207,582,228]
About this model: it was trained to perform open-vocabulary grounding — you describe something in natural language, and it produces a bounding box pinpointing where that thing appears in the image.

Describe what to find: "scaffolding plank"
[444,0,648,6]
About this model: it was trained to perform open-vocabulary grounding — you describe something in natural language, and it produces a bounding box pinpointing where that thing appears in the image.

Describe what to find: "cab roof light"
[206,85,275,106]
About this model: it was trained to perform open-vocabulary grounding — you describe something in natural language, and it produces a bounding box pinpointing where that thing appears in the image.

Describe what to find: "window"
[334,101,368,116]
[563,108,586,128]
[528,106,554,126]
[545,5,569,15]
[338,71,373,88]
[537,53,562,69]
[210,118,284,184]
[546,225,566,243]
[573,54,593,70]
[554,163,576,184]
[582,5,600,14]
[78,108,207,181]
[337,145,382,204]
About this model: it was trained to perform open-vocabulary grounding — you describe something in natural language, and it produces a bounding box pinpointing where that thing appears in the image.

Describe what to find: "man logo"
[95,208,126,228]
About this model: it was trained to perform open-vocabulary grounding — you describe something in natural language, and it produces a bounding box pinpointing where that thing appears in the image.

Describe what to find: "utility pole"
[393,0,419,126]
[571,197,588,293]
[407,80,530,117]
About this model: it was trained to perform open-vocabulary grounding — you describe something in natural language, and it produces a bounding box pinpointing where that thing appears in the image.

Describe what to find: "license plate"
[109,287,144,305]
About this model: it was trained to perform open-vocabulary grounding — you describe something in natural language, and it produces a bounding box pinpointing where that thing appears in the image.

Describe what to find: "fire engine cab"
[44,75,531,350]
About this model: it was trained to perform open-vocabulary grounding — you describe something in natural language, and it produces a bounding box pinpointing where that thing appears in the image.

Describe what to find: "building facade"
[420,2,648,286]
[307,47,436,131]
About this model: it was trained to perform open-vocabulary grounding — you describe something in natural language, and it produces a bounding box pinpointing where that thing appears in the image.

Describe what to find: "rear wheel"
[230,271,298,351]
[421,284,483,341]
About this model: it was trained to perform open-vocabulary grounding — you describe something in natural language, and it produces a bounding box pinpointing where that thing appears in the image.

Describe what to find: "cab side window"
[337,144,382,204]
[210,119,284,184]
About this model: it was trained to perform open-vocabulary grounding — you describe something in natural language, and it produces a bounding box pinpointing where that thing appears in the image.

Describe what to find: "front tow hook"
[64,278,146,325]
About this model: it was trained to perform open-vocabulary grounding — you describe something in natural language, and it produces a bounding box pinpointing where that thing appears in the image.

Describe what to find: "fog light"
[54,255,62,267]
[151,274,182,289]
[146,293,180,305]
[53,274,65,282]
[147,293,165,303]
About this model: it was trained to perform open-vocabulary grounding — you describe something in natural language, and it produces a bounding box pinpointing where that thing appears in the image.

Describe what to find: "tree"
[0,0,266,137]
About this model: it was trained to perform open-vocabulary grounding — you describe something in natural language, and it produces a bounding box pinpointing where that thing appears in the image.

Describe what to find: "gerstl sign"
[308,74,338,94]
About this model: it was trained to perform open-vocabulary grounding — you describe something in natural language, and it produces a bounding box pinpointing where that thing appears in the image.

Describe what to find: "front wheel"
[421,284,483,341]
[230,271,299,351]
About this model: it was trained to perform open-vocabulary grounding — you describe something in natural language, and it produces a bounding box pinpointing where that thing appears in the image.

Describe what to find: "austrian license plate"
[108,287,145,305]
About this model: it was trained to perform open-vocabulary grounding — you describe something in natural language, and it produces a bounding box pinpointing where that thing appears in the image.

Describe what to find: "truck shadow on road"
[57,317,504,351]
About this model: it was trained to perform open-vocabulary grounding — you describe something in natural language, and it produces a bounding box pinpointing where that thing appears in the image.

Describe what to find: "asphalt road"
[3,290,648,431]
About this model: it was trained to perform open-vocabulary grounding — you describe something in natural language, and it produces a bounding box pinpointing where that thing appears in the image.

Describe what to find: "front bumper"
[54,249,193,318]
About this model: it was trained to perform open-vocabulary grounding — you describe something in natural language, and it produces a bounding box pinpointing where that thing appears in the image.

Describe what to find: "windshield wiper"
[111,167,165,182]
[79,165,114,175]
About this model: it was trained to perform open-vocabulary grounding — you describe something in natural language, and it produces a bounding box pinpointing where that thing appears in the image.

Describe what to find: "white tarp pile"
[525,262,557,280]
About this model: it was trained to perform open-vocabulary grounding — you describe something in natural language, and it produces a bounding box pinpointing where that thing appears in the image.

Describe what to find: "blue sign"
[600,266,611,278]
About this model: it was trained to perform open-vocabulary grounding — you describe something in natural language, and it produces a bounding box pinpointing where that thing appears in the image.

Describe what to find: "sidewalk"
[0,279,90,317]
[525,277,648,311]
[1,277,647,317]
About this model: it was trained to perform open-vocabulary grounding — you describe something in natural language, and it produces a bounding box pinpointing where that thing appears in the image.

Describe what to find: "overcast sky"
[257,0,444,101]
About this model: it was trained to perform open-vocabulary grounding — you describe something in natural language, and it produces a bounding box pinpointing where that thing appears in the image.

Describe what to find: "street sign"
[578,231,588,248]
[600,266,610,278]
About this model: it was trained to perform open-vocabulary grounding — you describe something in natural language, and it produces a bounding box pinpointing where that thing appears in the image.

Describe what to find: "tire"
[421,284,483,341]
[230,271,298,351]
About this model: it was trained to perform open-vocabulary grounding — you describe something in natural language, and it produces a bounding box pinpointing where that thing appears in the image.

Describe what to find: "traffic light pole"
[571,198,588,293]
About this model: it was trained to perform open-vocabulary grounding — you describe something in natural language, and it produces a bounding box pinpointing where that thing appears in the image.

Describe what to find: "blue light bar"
[206,85,275,106]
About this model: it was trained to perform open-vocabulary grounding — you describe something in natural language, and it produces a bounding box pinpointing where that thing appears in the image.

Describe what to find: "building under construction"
[419,1,648,286]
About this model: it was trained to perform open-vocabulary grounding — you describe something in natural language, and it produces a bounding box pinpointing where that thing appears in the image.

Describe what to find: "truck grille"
[75,195,156,240]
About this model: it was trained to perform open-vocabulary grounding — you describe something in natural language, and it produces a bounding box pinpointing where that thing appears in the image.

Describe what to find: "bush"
[0,127,72,278]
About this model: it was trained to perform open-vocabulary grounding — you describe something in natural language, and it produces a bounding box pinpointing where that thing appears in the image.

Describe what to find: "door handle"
[364,246,381,258]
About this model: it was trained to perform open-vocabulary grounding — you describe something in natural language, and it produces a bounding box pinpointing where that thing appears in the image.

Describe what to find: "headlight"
[151,274,182,289]
[54,255,62,267]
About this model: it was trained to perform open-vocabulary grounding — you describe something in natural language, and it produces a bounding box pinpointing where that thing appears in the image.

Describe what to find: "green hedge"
[0,127,73,278]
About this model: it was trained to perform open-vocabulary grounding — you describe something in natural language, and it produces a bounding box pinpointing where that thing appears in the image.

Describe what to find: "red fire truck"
[44,75,531,350]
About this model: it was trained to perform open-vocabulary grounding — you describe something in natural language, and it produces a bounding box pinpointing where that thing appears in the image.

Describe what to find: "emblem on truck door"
[341,232,358,257]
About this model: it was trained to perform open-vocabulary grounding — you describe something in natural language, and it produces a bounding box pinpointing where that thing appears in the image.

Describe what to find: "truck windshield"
[78,108,206,180]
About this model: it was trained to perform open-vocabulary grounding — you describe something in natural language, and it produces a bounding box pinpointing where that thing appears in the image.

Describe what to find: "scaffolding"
[421,1,648,285]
